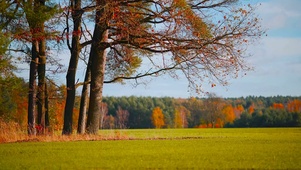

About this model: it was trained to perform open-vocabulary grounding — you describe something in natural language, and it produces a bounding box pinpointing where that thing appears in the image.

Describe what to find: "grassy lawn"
[0,128,300,169]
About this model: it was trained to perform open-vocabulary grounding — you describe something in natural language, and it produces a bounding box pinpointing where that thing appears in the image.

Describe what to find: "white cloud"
[249,37,301,64]
[257,0,301,30]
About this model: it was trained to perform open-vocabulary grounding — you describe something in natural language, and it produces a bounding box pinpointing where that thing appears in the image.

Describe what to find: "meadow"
[0,128,300,169]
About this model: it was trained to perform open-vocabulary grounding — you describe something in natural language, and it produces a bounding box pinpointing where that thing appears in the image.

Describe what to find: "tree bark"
[86,30,107,134]
[37,38,46,135]
[77,60,91,134]
[62,0,82,135]
[27,40,38,135]
[86,0,108,134]
[45,83,50,128]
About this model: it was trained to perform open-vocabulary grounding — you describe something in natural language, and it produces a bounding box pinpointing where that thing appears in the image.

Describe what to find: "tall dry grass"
[0,119,130,143]
[0,118,28,143]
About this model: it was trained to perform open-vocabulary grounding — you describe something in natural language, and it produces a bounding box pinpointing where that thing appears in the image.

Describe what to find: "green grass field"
[0,128,300,169]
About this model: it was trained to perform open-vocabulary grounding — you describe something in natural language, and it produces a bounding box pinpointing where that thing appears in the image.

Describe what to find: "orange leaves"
[238,8,247,15]
[234,104,245,116]
[272,103,284,110]
[53,101,65,130]
[248,105,255,114]
[222,105,235,123]
[151,107,165,128]
[287,99,301,113]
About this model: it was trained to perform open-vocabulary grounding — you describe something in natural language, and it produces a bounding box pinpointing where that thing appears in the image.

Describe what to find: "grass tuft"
[0,118,28,143]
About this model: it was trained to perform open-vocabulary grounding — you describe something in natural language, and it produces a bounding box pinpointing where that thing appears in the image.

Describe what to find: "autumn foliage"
[287,100,301,113]
[222,105,235,124]
[151,107,165,129]
[272,103,284,109]
[174,106,190,128]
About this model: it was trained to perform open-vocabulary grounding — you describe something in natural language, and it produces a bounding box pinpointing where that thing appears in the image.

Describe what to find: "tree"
[116,106,129,129]
[63,0,85,135]
[272,103,284,110]
[103,115,115,129]
[1,0,60,135]
[202,93,224,127]
[222,104,235,125]
[174,106,190,128]
[287,100,301,113]
[88,0,263,133]
[151,107,165,129]
[234,104,245,118]
[79,0,263,134]
[99,103,108,129]
[182,97,203,127]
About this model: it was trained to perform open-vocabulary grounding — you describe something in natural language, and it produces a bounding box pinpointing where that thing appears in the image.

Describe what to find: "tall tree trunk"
[86,31,107,134]
[86,0,108,134]
[37,38,46,135]
[36,0,47,135]
[77,61,91,134]
[62,0,82,135]
[45,83,50,128]
[27,40,39,135]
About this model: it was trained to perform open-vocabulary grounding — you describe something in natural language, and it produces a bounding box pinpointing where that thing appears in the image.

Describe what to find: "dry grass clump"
[0,118,28,143]
[0,119,130,143]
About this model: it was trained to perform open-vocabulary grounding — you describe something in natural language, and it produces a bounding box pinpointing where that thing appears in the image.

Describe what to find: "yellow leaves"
[172,0,211,38]
[173,0,187,8]
[151,107,165,128]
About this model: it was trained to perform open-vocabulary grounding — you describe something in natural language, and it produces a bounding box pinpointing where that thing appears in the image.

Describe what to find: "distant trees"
[287,100,301,113]
[102,96,301,128]
[151,107,165,129]
[201,94,225,127]
[174,106,190,128]
[222,105,235,125]
[1,77,301,130]
[99,103,108,130]
[116,107,129,129]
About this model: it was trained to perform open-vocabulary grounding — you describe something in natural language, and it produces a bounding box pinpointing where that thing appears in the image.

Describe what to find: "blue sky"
[102,0,301,98]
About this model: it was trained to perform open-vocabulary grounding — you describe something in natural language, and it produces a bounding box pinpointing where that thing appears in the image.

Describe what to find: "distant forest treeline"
[1,76,300,129]
[101,95,301,129]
